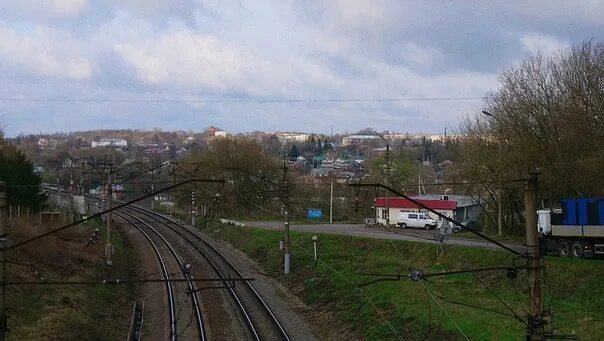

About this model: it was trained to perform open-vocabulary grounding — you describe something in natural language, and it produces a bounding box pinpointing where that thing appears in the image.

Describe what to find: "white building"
[341,135,380,146]
[91,138,128,148]
[276,132,310,144]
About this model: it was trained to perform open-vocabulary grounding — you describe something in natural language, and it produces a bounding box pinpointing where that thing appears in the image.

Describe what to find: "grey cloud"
[0,1,602,136]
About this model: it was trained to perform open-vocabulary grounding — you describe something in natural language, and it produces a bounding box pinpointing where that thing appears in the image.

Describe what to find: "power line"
[351,182,522,256]
[419,280,469,340]
[0,96,484,104]
[471,272,528,326]
[288,238,405,340]
[423,282,517,319]
[397,178,527,188]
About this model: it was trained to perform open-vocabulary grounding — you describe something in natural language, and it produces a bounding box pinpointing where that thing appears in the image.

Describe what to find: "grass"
[453,230,525,243]
[6,215,136,340]
[207,225,604,340]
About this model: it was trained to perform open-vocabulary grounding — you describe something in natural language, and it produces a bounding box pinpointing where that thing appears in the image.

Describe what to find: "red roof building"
[374,197,457,225]
[374,197,457,210]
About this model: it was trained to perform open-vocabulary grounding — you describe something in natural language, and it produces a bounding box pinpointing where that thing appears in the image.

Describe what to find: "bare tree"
[453,41,604,234]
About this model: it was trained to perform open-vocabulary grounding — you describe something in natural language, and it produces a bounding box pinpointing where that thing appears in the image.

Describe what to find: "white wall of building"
[375,207,454,226]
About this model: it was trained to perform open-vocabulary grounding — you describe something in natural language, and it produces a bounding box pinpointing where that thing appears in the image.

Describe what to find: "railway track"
[48,188,290,340]
[114,209,206,340]
[127,299,145,341]
[122,204,291,341]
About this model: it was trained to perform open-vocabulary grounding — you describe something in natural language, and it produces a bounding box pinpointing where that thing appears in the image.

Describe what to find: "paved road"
[241,221,525,253]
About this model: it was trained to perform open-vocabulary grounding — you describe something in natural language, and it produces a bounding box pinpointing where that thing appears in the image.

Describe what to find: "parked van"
[397,212,437,229]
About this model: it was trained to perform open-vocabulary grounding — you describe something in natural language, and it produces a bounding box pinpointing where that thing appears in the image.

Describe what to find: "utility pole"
[105,164,113,266]
[191,184,196,226]
[525,170,545,340]
[150,182,155,210]
[329,177,334,224]
[79,161,85,196]
[0,182,7,341]
[282,156,291,274]
[379,134,390,228]
[56,164,60,205]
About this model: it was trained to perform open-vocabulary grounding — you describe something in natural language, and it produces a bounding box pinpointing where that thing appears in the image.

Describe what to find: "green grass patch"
[209,225,604,340]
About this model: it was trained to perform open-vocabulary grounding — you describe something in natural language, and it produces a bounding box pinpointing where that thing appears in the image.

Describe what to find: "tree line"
[451,41,604,234]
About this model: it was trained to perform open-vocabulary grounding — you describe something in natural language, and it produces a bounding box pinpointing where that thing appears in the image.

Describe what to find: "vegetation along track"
[122,204,291,341]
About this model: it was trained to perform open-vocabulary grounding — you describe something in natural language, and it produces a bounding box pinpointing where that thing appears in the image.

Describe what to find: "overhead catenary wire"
[396,178,527,188]
[419,280,470,341]
[288,238,405,340]
[359,180,532,336]
[471,272,528,326]
[13,180,223,251]
[0,96,484,104]
[422,281,517,319]
[352,182,522,255]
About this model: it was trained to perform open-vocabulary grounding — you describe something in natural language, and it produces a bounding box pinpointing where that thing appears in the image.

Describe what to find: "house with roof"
[374,194,484,227]
[374,197,457,225]
[413,194,483,225]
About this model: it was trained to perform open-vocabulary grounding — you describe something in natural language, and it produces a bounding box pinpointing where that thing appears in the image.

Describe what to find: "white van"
[397,212,437,229]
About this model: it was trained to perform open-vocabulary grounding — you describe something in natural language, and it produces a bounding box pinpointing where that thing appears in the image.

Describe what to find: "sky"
[0,1,602,137]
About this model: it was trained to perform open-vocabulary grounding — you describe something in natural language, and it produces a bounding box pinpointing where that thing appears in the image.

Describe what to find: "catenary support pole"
[525,171,545,340]
[191,184,196,226]
[385,140,390,228]
[283,156,291,274]
[150,183,155,210]
[329,178,334,224]
[0,182,7,340]
[105,170,113,265]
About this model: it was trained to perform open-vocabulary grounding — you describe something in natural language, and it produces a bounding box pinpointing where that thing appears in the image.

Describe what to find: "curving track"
[83,196,206,340]
[114,209,206,340]
[50,187,291,340]
[113,211,179,340]
[122,204,291,341]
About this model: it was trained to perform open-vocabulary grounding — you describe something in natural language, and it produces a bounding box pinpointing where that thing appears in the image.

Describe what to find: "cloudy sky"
[0,1,601,136]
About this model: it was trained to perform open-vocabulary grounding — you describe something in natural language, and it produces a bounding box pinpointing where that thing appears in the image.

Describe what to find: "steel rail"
[126,204,291,341]
[116,210,206,341]
[120,206,262,341]
[114,211,178,341]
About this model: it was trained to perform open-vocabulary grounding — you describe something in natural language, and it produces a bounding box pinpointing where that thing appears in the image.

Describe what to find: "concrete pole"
[0,182,7,340]
[385,141,390,228]
[191,186,196,226]
[284,205,290,274]
[525,171,545,340]
[56,177,60,206]
[105,172,113,265]
[283,156,291,274]
[151,183,155,210]
[329,178,334,224]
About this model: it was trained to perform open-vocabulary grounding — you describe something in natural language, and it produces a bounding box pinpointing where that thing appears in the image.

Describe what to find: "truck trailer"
[538,198,604,258]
